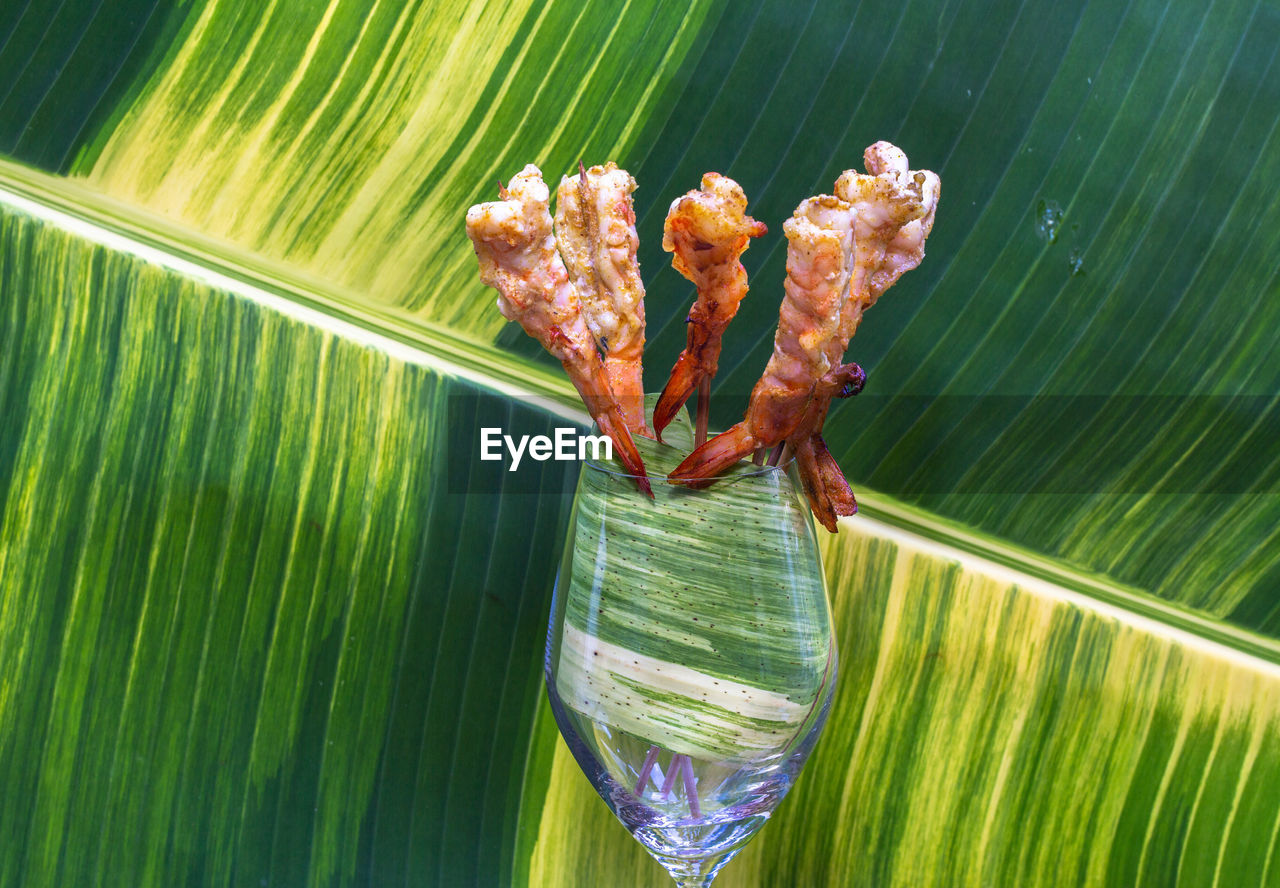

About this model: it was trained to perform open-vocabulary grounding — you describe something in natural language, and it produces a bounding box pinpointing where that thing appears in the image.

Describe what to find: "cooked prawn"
[652,174,767,441]
[466,164,651,495]
[787,142,941,524]
[555,162,651,436]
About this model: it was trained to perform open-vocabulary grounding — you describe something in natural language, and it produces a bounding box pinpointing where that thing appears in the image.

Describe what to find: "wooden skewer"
[681,755,701,818]
[695,378,711,447]
[659,754,684,798]
[635,745,660,793]
[767,442,784,466]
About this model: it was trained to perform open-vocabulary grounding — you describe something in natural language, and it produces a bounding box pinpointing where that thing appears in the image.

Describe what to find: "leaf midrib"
[4,155,1276,669]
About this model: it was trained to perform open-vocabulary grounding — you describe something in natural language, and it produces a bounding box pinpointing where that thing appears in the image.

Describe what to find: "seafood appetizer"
[466,141,939,530]
[465,164,651,496]
[555,162,651,436]
[488,144,941,877]
[652,173,767,443]
[792,141,939,528]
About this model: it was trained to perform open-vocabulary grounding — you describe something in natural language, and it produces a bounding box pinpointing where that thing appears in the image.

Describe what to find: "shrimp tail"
[595,405,653,498]
[569,360,652,497]
[651,336,705,441]
[667,422,759,488]
[794,434,856,532]
[604,358,649,439]
[789,361,865,530]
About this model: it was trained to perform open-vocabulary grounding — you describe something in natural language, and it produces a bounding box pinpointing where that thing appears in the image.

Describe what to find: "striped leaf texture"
[2,0,1279,885]
[0,180,581,886]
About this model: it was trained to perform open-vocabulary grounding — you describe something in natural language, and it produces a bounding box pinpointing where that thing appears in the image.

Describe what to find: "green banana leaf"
[2,0,1279,885]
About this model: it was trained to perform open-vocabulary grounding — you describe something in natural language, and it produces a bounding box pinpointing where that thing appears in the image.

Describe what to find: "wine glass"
[544,409,838,887]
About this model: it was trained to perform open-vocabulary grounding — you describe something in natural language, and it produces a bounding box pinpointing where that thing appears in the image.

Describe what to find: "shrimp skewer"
[787,141,941,526]
[652,174,767,441]
[668,195,855,486]
[466,164,651,496]
[555,162,651,436]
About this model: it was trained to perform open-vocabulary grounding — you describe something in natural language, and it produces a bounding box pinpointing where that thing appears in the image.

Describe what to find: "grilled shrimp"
[466,164,651,495]
[787,141,941,525]
[555,162,650,435]
[668,195,855,485]
[652,174,767,441]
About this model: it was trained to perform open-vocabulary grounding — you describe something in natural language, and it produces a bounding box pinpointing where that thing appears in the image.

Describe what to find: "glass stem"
[663,852,730,888]
[656,845,735,888]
